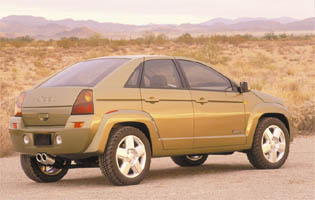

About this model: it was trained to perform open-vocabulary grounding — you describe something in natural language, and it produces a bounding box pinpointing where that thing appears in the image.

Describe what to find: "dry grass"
[1,34,314,157]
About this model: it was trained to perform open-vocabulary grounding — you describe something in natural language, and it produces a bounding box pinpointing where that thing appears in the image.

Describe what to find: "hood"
[251,90,285,106]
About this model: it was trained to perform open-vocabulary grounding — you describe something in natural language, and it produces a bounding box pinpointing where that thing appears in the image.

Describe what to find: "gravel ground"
[0,136,314,200]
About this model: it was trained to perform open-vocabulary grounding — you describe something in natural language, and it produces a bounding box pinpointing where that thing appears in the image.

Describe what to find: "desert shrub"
[263,32,278,40]
[203,42,226,65]
[248,53,274,69]
[291,101,315,134]
[175,33,194,45]
[142,32,156,47]
[154,34,168,45]
[279,33,288,39]
[33,39,54,47]
[4,36,34,48]
[78,34,110,47]
[209,34,254,46]
[194,35,211,45]
[56,37,78,48]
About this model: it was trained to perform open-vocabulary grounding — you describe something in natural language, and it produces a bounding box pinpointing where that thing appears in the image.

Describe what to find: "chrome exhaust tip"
[36,153,42,163]
[36,153,55,165]
[41,153,55,165]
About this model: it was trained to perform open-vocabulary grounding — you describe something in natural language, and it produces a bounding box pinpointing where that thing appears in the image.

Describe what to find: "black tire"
[99,126,151,186]
[247,117,290,169]
[171,154,208,167]
[20,154,69,183]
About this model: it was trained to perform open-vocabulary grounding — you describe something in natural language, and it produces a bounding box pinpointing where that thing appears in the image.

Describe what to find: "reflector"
[14,92,25,117]
[74,122,84,128]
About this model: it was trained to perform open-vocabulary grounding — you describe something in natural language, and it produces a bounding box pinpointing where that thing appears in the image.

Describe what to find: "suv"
[9,55,293,185]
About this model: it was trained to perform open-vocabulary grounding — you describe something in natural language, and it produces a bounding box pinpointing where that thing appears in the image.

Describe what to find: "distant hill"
[51,27,98,39]
[0,15,314,39]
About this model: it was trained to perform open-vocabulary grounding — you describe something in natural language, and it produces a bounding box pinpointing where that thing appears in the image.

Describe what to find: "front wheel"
[99,126,151,186]
[171,154,208,167]
[247,117,290,169]
[20,154,69,182]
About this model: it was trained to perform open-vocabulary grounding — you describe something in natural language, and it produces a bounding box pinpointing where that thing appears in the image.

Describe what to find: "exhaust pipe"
[36,153,55,165]
[36,153,42,163]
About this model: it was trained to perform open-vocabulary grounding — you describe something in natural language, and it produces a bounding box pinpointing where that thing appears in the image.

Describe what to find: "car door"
[140,58,194,150]
[177,59,246,148]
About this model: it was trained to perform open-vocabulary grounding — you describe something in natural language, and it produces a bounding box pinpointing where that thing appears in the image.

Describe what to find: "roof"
[87,55,173,61]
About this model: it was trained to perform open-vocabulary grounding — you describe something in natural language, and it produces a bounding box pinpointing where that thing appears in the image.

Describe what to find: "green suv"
[9,55,293,185]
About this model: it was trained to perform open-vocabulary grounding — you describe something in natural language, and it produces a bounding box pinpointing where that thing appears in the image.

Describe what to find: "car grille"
[34,134,52,146]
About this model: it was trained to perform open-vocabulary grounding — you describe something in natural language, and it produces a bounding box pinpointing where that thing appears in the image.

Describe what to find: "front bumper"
[9,115,97,155]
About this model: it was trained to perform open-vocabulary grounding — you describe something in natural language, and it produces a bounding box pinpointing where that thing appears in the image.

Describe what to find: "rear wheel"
[99,126,151,186]
[171,154,208,167]
[20,154,69,182]
[247,117,290,169]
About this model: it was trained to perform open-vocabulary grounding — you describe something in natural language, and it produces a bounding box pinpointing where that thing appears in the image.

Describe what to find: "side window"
[178,60,232,91]
[142,60,183,89]
[125,65,141,88]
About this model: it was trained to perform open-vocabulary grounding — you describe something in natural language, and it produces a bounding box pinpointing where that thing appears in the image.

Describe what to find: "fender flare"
[84,110,163,155]
[245,102,292,147]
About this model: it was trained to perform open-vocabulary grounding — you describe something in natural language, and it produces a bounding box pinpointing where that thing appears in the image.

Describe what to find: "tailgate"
[22,87,86,126]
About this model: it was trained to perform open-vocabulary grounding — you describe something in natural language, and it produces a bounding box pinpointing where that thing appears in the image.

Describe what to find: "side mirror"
[239,82,249,93]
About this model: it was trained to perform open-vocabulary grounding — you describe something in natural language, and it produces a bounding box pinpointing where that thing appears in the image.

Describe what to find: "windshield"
[39,58,129,87]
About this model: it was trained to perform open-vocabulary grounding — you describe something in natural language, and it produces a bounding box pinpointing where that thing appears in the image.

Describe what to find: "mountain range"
[0,15,314,39]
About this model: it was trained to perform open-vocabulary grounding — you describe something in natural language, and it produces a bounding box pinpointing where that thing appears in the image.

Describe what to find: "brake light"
[14,92,25,117]
[71,89,94,115]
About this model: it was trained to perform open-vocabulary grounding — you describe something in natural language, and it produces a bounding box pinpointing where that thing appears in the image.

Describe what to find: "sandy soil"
[0,136,314,200]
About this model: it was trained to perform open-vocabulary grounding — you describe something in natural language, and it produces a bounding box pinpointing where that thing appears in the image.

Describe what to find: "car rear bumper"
[9,115,98,155]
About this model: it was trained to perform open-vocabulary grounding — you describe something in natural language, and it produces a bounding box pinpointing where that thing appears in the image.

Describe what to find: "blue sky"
[1,0,314,24]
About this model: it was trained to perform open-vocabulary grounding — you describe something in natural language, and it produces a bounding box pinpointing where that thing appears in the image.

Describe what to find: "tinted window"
[125,65,141,88]
[178,60,232,91]
[40,58,129,87]
[142,60,182,89]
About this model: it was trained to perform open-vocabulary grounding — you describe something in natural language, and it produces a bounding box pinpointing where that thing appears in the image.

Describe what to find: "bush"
[263,32,278,40]
[56,37,78,49]
[175,33,194,45]
[291,101,315,134]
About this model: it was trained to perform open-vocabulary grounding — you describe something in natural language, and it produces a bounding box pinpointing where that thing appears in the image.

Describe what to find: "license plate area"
[34,134,52,146]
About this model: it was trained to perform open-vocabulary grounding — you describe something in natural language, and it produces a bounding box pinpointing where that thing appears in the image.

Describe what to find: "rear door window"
[39,58,129,88]
[141,59,183,89]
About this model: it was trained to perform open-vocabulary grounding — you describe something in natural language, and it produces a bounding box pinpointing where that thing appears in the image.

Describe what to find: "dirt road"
[1,137,314,200]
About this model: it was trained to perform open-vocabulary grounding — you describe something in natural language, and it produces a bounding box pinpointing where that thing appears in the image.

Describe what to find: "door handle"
[195,97,208,104]
[145,97,160,103]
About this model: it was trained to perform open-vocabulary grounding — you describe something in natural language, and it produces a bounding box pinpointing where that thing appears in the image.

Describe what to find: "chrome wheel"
[116,135,146,178]
[186,155,203,161]
[261,125,286,163]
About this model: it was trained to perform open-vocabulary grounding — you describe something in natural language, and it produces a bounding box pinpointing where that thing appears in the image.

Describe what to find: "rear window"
[39,58,129,88]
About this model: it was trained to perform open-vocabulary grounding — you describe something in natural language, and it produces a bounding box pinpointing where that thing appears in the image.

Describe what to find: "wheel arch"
[259,113,290,134]
[111,121,153,154]
[84,110,163,155]
[245,103,293,148]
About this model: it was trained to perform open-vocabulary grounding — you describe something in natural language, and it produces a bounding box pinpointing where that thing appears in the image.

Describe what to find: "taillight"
[71,89,94,115]
[14,92,25,117]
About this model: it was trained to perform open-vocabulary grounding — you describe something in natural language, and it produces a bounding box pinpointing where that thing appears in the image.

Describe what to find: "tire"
[171,154,208,167]
[247,117,290,169]
[20,154,69,182]
[99,126,151,186]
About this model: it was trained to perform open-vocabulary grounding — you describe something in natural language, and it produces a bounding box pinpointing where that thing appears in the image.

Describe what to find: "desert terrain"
[1,34,314,156]
[0,136,314,200]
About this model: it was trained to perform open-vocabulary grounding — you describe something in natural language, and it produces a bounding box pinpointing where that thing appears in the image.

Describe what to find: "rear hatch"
[20,58,130,126]
[22,87,85,126]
